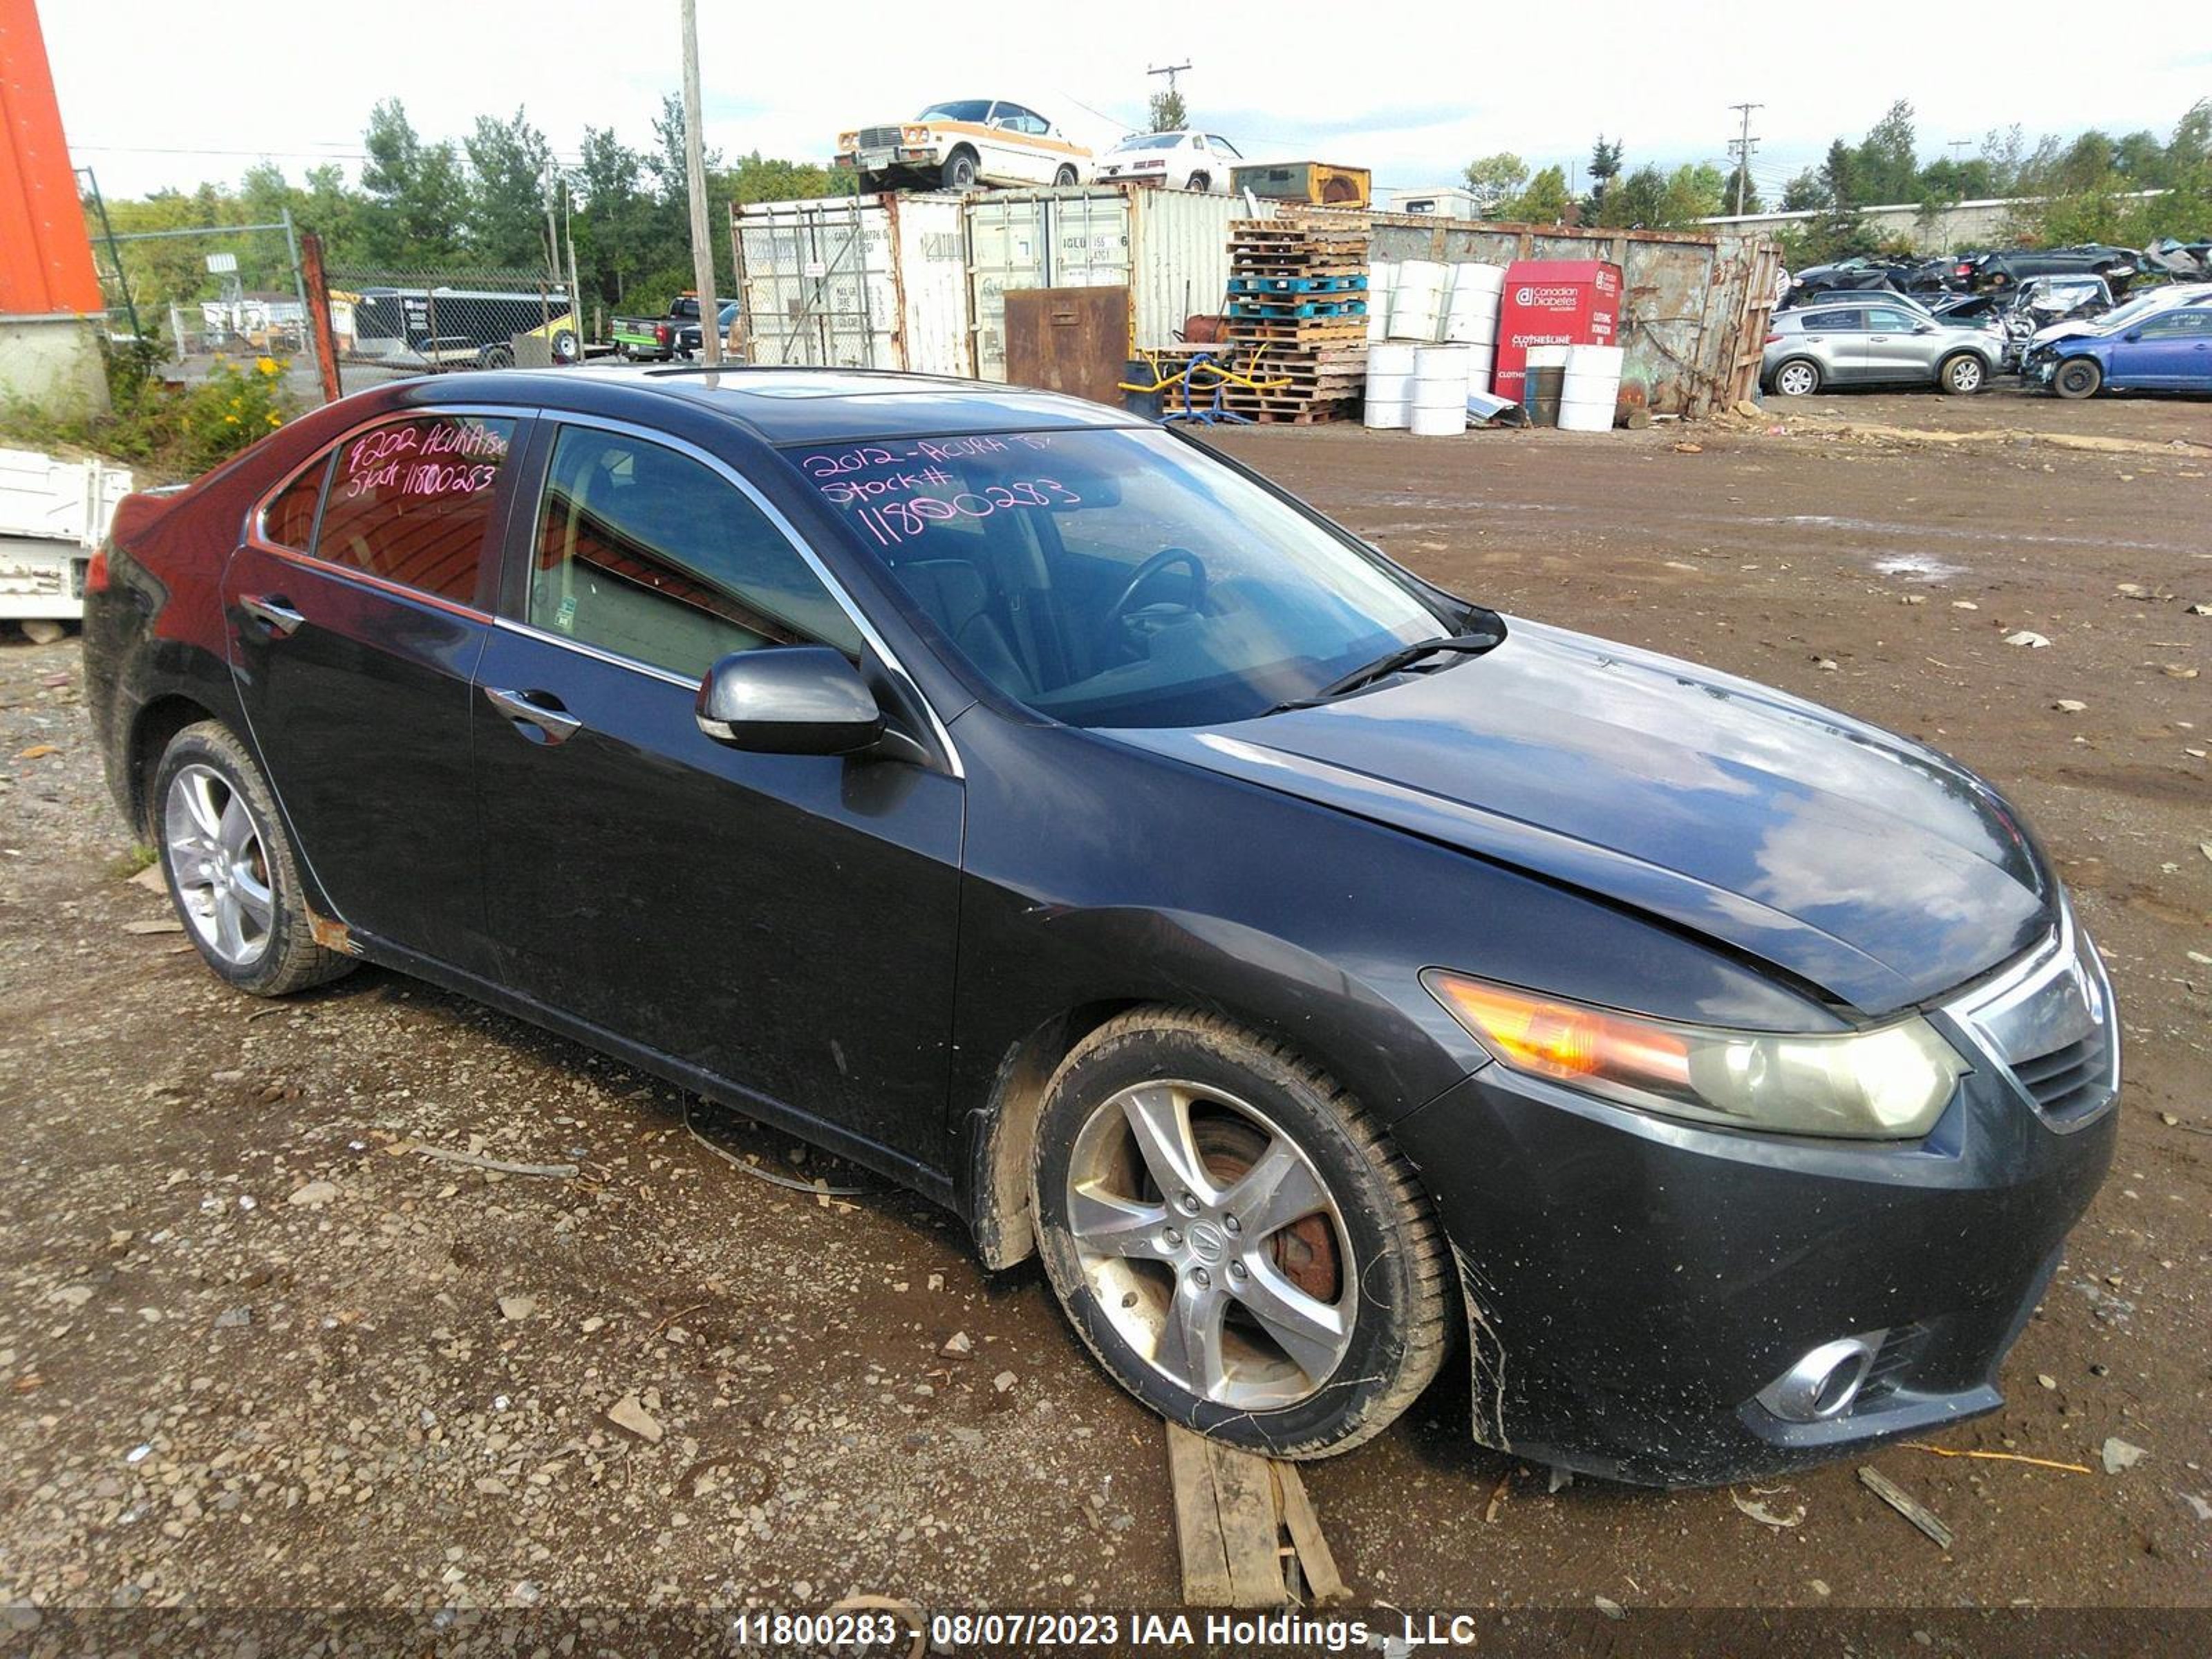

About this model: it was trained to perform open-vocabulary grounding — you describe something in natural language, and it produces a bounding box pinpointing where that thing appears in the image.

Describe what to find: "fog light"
[1756,1333,1883,1423]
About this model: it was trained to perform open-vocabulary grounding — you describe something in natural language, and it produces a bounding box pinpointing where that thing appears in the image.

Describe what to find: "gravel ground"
[0,386,2206,1647]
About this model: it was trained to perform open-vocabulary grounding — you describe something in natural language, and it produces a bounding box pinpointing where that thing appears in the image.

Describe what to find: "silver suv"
[1763,300,2000,396]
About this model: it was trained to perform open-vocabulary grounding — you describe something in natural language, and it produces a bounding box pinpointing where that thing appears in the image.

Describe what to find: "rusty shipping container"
[731,192,970,377]
[1362,214,1781,416]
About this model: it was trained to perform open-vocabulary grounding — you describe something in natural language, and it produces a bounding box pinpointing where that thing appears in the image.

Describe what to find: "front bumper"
[1391,935,2118,1486]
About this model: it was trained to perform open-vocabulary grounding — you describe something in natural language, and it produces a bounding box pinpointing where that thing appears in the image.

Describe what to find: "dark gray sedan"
[1763,301,2002,396]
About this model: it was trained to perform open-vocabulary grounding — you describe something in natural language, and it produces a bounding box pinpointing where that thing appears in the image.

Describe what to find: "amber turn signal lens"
[1426,977,1690,1085]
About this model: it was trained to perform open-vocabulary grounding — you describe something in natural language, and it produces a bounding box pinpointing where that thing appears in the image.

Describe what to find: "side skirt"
[349,931,959,1212]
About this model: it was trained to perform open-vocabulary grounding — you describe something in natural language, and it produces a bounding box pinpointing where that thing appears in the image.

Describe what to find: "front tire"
[1938,352,1985,395]
[1188,172,1211,193]
[1053,164,1079,187]
[154,721,355,997]
[2053,357,2102,400]
[1031,1009,1449,1459]
[1770,357,1821,397]
[942,149,979,191]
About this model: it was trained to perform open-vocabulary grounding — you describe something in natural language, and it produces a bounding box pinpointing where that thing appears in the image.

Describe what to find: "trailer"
[1,447,133,633]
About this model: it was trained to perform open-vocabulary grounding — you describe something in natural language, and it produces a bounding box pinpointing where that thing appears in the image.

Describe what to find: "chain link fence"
[321,268,581,393]
[82,214,324,402]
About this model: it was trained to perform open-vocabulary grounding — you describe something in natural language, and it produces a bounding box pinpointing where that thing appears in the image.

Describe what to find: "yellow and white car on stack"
[836,100,1091,193]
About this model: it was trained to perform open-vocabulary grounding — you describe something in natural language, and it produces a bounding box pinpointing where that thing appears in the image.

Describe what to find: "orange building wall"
[0,0,103,315]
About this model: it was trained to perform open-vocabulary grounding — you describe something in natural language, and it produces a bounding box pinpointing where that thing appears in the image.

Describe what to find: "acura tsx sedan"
[82,366,2118,1485]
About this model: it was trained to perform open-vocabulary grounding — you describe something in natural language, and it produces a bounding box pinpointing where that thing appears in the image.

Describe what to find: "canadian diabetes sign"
[1492,260,1623,401]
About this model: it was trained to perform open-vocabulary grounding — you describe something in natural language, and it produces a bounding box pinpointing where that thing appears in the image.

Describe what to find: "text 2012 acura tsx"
[82,367,2118,1485]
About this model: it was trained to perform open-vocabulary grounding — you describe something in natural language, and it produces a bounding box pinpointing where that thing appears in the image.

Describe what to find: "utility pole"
[1147,60,1192,129]
[680,0,721,366]
[1727,102,1763,216]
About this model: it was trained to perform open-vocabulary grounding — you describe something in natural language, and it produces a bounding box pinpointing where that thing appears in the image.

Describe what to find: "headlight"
[836,131,859,151]
[1423,971,1966,1139]
[903,126,932,145]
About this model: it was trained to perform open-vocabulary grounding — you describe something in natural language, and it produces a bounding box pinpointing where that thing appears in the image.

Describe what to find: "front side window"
[315,415,516,604]
[531,426,862,682]
[1866,308,1917,332]
[791,428,1450,729]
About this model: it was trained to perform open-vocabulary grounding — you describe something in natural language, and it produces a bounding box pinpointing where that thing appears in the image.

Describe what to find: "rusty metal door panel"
[1004,286,1130,406]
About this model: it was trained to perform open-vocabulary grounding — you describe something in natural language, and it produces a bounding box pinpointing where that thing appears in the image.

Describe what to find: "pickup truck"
[2,447,133,639]
[611,295,739,361]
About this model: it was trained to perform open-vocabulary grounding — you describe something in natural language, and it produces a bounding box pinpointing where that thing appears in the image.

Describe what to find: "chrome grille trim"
[1944,905,2119,1132]
[858,126,903,151]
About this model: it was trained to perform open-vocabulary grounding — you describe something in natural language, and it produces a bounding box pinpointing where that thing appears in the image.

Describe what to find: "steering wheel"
[1102,548,1207,650]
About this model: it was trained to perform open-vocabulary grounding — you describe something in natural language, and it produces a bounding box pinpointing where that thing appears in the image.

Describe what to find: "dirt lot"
[1,386,2207,1642]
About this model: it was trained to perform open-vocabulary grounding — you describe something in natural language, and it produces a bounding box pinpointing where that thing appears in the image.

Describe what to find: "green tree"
[1462,152,1529,214]
[465,108,556,271]
[1853,100,1920,203]
[1147,86,1188,133]
[1723,161,1763,216]
[359,99,465,264]
[1819,138,1859,208]
[1587,135,1624,207]
[1500,165,1570,223]
[1778,169,1828,212]
[1595,164,1667,227]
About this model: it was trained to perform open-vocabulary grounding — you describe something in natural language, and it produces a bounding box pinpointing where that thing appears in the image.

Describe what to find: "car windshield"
[1112,133,1186,152]
[2086,290,2204,333]
[915,100,993,122]
[791,428,1454,729]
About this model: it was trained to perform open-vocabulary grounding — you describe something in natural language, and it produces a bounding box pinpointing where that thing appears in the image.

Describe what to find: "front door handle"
[483,686,584,746]
[238,593,306,638]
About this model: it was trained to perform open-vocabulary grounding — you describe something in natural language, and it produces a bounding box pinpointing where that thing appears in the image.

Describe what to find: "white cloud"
[42,0,2211,200]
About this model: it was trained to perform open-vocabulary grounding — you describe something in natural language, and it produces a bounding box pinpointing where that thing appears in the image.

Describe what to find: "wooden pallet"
[1226,273,1369,295]
[1227,297,1369,320]
[1225,321,1369,345]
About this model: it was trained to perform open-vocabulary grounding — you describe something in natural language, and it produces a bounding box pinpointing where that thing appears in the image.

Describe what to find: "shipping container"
[964,187,1259,382]
[731,193,968,377]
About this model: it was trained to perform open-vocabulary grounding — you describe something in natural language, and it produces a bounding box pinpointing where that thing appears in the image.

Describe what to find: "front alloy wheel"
[1065,1080,1354,1410]
[1031,1009,1449,1459]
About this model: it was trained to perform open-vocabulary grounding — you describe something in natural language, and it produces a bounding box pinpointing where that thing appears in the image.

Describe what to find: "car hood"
[1109,621,2052,1016]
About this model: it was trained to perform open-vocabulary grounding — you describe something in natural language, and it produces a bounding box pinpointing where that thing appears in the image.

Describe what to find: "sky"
[41,0,2212,206]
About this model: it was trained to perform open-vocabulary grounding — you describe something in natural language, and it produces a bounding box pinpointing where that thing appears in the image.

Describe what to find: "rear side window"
[315,415,518,605]
[529,425,863,680]
[263,458,327,550]
[1800,308,1858,331]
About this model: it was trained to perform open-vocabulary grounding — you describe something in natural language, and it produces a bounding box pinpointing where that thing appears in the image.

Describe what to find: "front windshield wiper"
[1264,626,1505,716]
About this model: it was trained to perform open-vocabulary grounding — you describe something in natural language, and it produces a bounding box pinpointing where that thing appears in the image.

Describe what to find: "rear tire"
[1030,1008,1449,1459]
[2053,357,2102,400]
[153,721,355,998]
[1770,357,1821,397]
[1938,353,1985,395]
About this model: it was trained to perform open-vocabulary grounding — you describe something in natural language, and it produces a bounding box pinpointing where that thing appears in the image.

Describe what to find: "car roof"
[422,364,1148,447]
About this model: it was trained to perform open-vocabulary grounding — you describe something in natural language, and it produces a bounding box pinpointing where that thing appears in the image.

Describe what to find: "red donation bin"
[1492,260,1622,401]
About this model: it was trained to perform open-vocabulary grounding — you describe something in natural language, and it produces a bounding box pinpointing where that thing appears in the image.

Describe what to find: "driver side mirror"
[1913,323,1935,334]
[2122,330,2142,341]
[695,646,885,756]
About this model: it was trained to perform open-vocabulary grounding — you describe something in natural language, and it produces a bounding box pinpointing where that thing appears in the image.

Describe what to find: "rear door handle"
[238,593,306,637]
[483,686,584,745]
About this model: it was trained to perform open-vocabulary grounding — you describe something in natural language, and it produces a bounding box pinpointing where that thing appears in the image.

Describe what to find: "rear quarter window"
[314,414,517,605]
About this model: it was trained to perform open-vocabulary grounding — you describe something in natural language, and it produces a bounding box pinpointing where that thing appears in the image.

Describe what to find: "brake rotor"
[1192,1117,1340,1303]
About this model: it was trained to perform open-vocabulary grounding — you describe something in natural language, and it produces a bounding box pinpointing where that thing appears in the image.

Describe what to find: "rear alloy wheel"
[2053,357,2103,400]
[1938,353,1985,395]
[155,721,355,997]
[1771,357,1821,397]
[1031,1009,1448,1459]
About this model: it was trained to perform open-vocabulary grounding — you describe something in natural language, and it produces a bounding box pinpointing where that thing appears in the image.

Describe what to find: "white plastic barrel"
[1411,345,1471,427]
[1364,398,1412,430]
[1367,343,1418,378]
[1558,344,1624,433]
[1367,261,1395,341]
[1452,261,1506,296]
[1408,405,1465,437]
[1388,260,1447,341]
[1363,372,1414,403]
